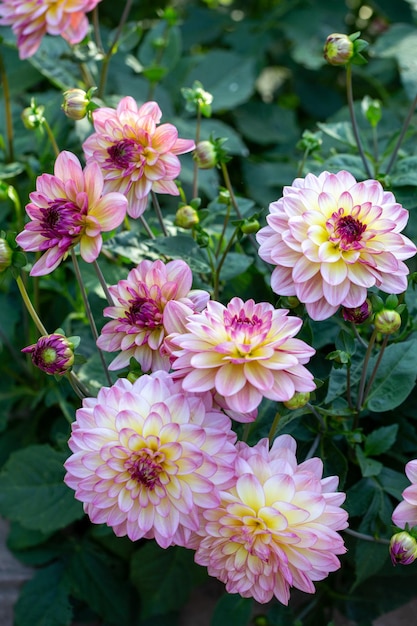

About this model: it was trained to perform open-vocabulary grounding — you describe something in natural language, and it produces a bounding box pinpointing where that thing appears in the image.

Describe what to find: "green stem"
[346,64,372,178]
[220,161,259,253]
[362,334,389,403]
[140,214,156,239]
[151,191,169,236]
[344,528,390,545]
[15,274,48,336]
[214,201,232,259]
[0,53,14,162]
[71,250,113,386]
[97,0,133,98]
[356,328,377,413]
[385,90,417,175]
[268,412,281,444]
[93,259,114,306]
[42,118,60,158]
[213,227,238,300]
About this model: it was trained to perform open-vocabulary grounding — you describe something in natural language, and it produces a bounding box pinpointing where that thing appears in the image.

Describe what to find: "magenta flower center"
[327,208,367,251]
[127,451,163,489]
[107,139,142,170]
[224,308,271,345]
[125,297,162,328]
[40,199,84,243]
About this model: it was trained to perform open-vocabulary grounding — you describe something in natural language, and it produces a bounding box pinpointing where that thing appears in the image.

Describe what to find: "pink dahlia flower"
[257,170,417,321]
[82,97,195,218]
[15,151,127,276]
[169,297,316,414]
[194,435,348,605]
[96,259,210,372]
[22,333,75,375]
[0,0,101,59]
[392,460,417,530]
[64,371,237,549]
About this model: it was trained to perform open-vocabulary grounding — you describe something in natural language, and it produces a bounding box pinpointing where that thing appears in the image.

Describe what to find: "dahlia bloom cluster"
[169,297,316,414]
[257,170,417,321]
[96,259,210,372]
[194,435,348,604]
[83,97,195,218]
[15,151,127,276]
[392,460,417,531]
[64,372,237,548]
[0,0,102,59]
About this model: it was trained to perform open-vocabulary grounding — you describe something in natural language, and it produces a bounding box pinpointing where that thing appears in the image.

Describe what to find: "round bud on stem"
[175,205,199,229]
[374,309,402,335]
[62,88,90,121]
[194,140,218,169]
[283,392,310,410]
[22,333,75,376]
[0,238,12,272]
[324,33,354,66]
[342,299,372,324]
[390,531,417,566]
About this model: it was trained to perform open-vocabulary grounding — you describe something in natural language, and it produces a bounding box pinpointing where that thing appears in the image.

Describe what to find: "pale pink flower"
[194,435,348,605]
[64,371,237,549]
[392,460,417,530]
[257,171,417,321]
[16,151,127,276]
[96,259,210,372]
[169,297,316,415]
[82,97,195,218]
[0,0,101,59]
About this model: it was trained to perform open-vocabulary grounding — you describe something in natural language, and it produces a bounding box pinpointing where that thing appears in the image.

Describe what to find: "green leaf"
[346,478,375,517]
[356,446,383,478]
[187,50,256,112]
[131,542,207,619]
[378,467,409,500]
[390,156,417,186]
[220,252,253,281]
[364,424,398,457]
[372,23,417,99]
[68,537,134,624]
[145,235,211,274]
[14,561,73,626]
[0,445,83,533]
[210,593,252,626]
[365,339,417,412]
[352,538,388,590]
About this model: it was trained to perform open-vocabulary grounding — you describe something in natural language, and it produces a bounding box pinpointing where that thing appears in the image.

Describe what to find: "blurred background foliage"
[2,0,417,625]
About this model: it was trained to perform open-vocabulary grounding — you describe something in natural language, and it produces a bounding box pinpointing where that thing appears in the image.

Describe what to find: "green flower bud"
[0,238,12,272]
[175,205,199,229]
[62,88,89,121]
[374,309,402,335]
[194,140,218,169]
[240,218,260,234]
[21,100,45,129]
[390,531,417,566]
[324,33,354,66]
[283,391,310,410]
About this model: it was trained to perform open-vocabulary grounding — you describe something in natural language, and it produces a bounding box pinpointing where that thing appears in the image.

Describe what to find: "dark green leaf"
[14,561,72,626]
[131,542,207,618]
[352,539,388,590]
[210,593,252,626]
[364,425,398,457]
[0,445,83,533]
[356,446,383,478]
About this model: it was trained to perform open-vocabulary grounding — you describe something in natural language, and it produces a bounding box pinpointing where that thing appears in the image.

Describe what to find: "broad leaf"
[210,593,252,626]
[364,424,398,457]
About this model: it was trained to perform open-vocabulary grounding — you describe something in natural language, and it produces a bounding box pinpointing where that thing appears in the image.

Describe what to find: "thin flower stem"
[356,328,377,412]
[68,370,91,399]
[213,227,238,300]
[71,250,113,386]
[97,0,133,98]
[151,191,169,236]
[220,161,259,253]
[15,274,48,336]
[346,64,372,178]
[139,214,156,239]
[385,90,417,175]
[305,433,321,460]
[42,118,60,158]
[344,528,390,545]
[92,5,104,55]
[93,259,114,306]
[0,53,14,162]
[214,201,232,258]
[362,334,389,403]
[267,412,281,444]
[192,106,202,199]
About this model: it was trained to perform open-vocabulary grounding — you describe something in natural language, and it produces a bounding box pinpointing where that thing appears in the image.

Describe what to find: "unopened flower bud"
[390,531,417,566]
[283,391,310,410]
[22,333,75,375]
[241,219,260,235]
[374,309,401,335]
[324,33,354,66]
[175,205,199,229]
[62,88,89,121]
[194,140,218,169]
[0,238,12,272]
[342,299,372,324]
[21,101,45,129]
